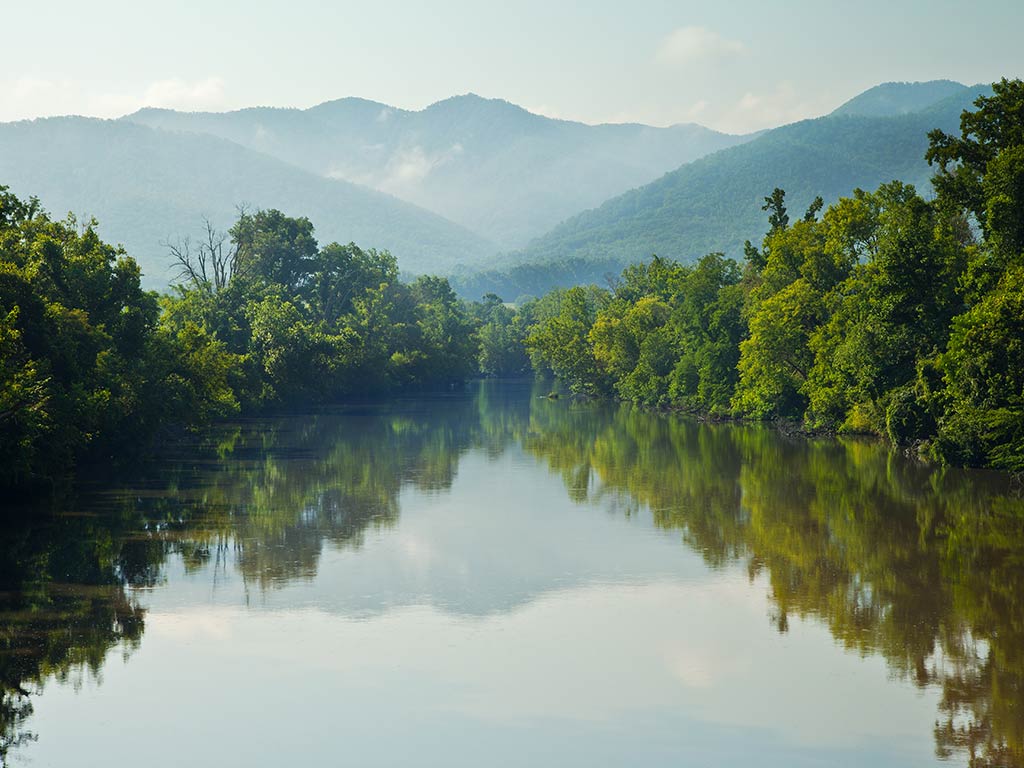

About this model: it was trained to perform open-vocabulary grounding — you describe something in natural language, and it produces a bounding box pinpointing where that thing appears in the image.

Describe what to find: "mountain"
[458,83,990,300]
[831,80,971,118]
[0,117,496,287]
[123,95,752,248]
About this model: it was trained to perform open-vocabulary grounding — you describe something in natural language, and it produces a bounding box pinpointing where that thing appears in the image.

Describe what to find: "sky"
[2,0,1022,134]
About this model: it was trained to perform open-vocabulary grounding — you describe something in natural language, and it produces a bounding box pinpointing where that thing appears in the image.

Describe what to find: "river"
[1,380,1021,766]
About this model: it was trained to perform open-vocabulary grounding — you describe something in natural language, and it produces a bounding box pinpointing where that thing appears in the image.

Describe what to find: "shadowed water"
[1,380,1022,767]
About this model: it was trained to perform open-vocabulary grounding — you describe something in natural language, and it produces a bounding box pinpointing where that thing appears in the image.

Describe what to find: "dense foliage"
[0,199,528,490]
[524,80,1024,470]
[2,79,1022,486]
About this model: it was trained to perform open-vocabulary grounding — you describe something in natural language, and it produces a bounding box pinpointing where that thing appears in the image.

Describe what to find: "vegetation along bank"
[1,79,1022,491]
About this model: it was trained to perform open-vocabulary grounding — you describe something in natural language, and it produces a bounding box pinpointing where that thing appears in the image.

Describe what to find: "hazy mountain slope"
[461,84,991,300]
[123,95,751,248]
[0,117,496,287]
[831,79,970,118]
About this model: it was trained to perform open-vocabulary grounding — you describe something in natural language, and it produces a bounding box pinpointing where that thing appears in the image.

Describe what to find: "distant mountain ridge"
[0,80,992,298]
[123,95,752,248]
[0,117,497,287]
[830,80,972,118]
[453,81,991,300]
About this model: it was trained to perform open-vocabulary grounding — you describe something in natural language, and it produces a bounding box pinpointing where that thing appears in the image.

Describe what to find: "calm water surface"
[1,380,1022,766]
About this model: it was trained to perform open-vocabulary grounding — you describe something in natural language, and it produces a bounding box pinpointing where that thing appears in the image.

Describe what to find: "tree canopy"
[524,79,1024,470]
[2,79,1023,489]
[0,196,520,490]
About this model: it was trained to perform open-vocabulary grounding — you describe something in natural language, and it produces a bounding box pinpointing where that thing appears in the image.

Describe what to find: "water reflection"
[0,512,146,758]
[110,393,497,589]
[520,402,1024,767]
[1,381,1023,766]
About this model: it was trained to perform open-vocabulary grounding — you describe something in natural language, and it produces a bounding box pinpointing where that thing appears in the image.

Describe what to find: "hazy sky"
[2,0,1022,133]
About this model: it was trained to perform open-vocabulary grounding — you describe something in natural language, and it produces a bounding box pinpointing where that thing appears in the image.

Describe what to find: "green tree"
[805,183,964,436]
[927,78,1024,241]
[667,253,745,413]
[406,275,477,385]
[734,279,820,418]
[938,265,1024,469]
[526,286,610,395]
[0,188,169,486]
[762,187,789,233]
[472,295,531,377]
[230,209,318,291]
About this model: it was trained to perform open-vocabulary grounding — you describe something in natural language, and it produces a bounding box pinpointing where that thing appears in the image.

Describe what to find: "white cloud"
[658,26,745,65]
[718,81,833,133]
[0,77,129,122]
[0,76,229,122]
[9,76,68,102]
[738,92,761,111]
[325,142,465,195]
[687,99,708,119]
[141,77,227,112]
[382,143,463,189]
[521,103,569,121]
[650,80,837,134]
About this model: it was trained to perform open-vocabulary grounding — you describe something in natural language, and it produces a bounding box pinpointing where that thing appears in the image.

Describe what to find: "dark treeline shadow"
[523,398,1024,767]
[0,379,543,758]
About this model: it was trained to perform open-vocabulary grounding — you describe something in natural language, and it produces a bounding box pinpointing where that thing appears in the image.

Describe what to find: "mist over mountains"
[0,117,497,287]
[123,95,751,248]
[0,80,989,296]
[454,81,992,299]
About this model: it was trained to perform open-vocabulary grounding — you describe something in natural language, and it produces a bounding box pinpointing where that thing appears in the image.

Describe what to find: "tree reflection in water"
[1,381,1022,766]
[0,512,147,760]
[522,399,1024,767]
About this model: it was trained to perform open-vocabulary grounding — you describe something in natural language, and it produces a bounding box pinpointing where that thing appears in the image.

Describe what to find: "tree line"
[0,197,534,490]
[1,79,1021,488]
[524,79,1024,471]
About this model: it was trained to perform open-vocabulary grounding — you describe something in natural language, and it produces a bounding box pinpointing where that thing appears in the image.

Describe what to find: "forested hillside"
[522,79,1024,470]
[2,80,1021,492]
[457,83,991,299]
[0,117,496,287]
[831,80,971,117]
[124,95,750,248]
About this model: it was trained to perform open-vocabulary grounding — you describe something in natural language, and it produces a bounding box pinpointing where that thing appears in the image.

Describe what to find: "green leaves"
[735,279,818,419]
[526,286,610,396]
[928,78,1024,242]
[0,188,168,486]
[937,266,1024,468]
[0,194,491,490]
[524,77,1024,472]
[5,77,1024,485]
